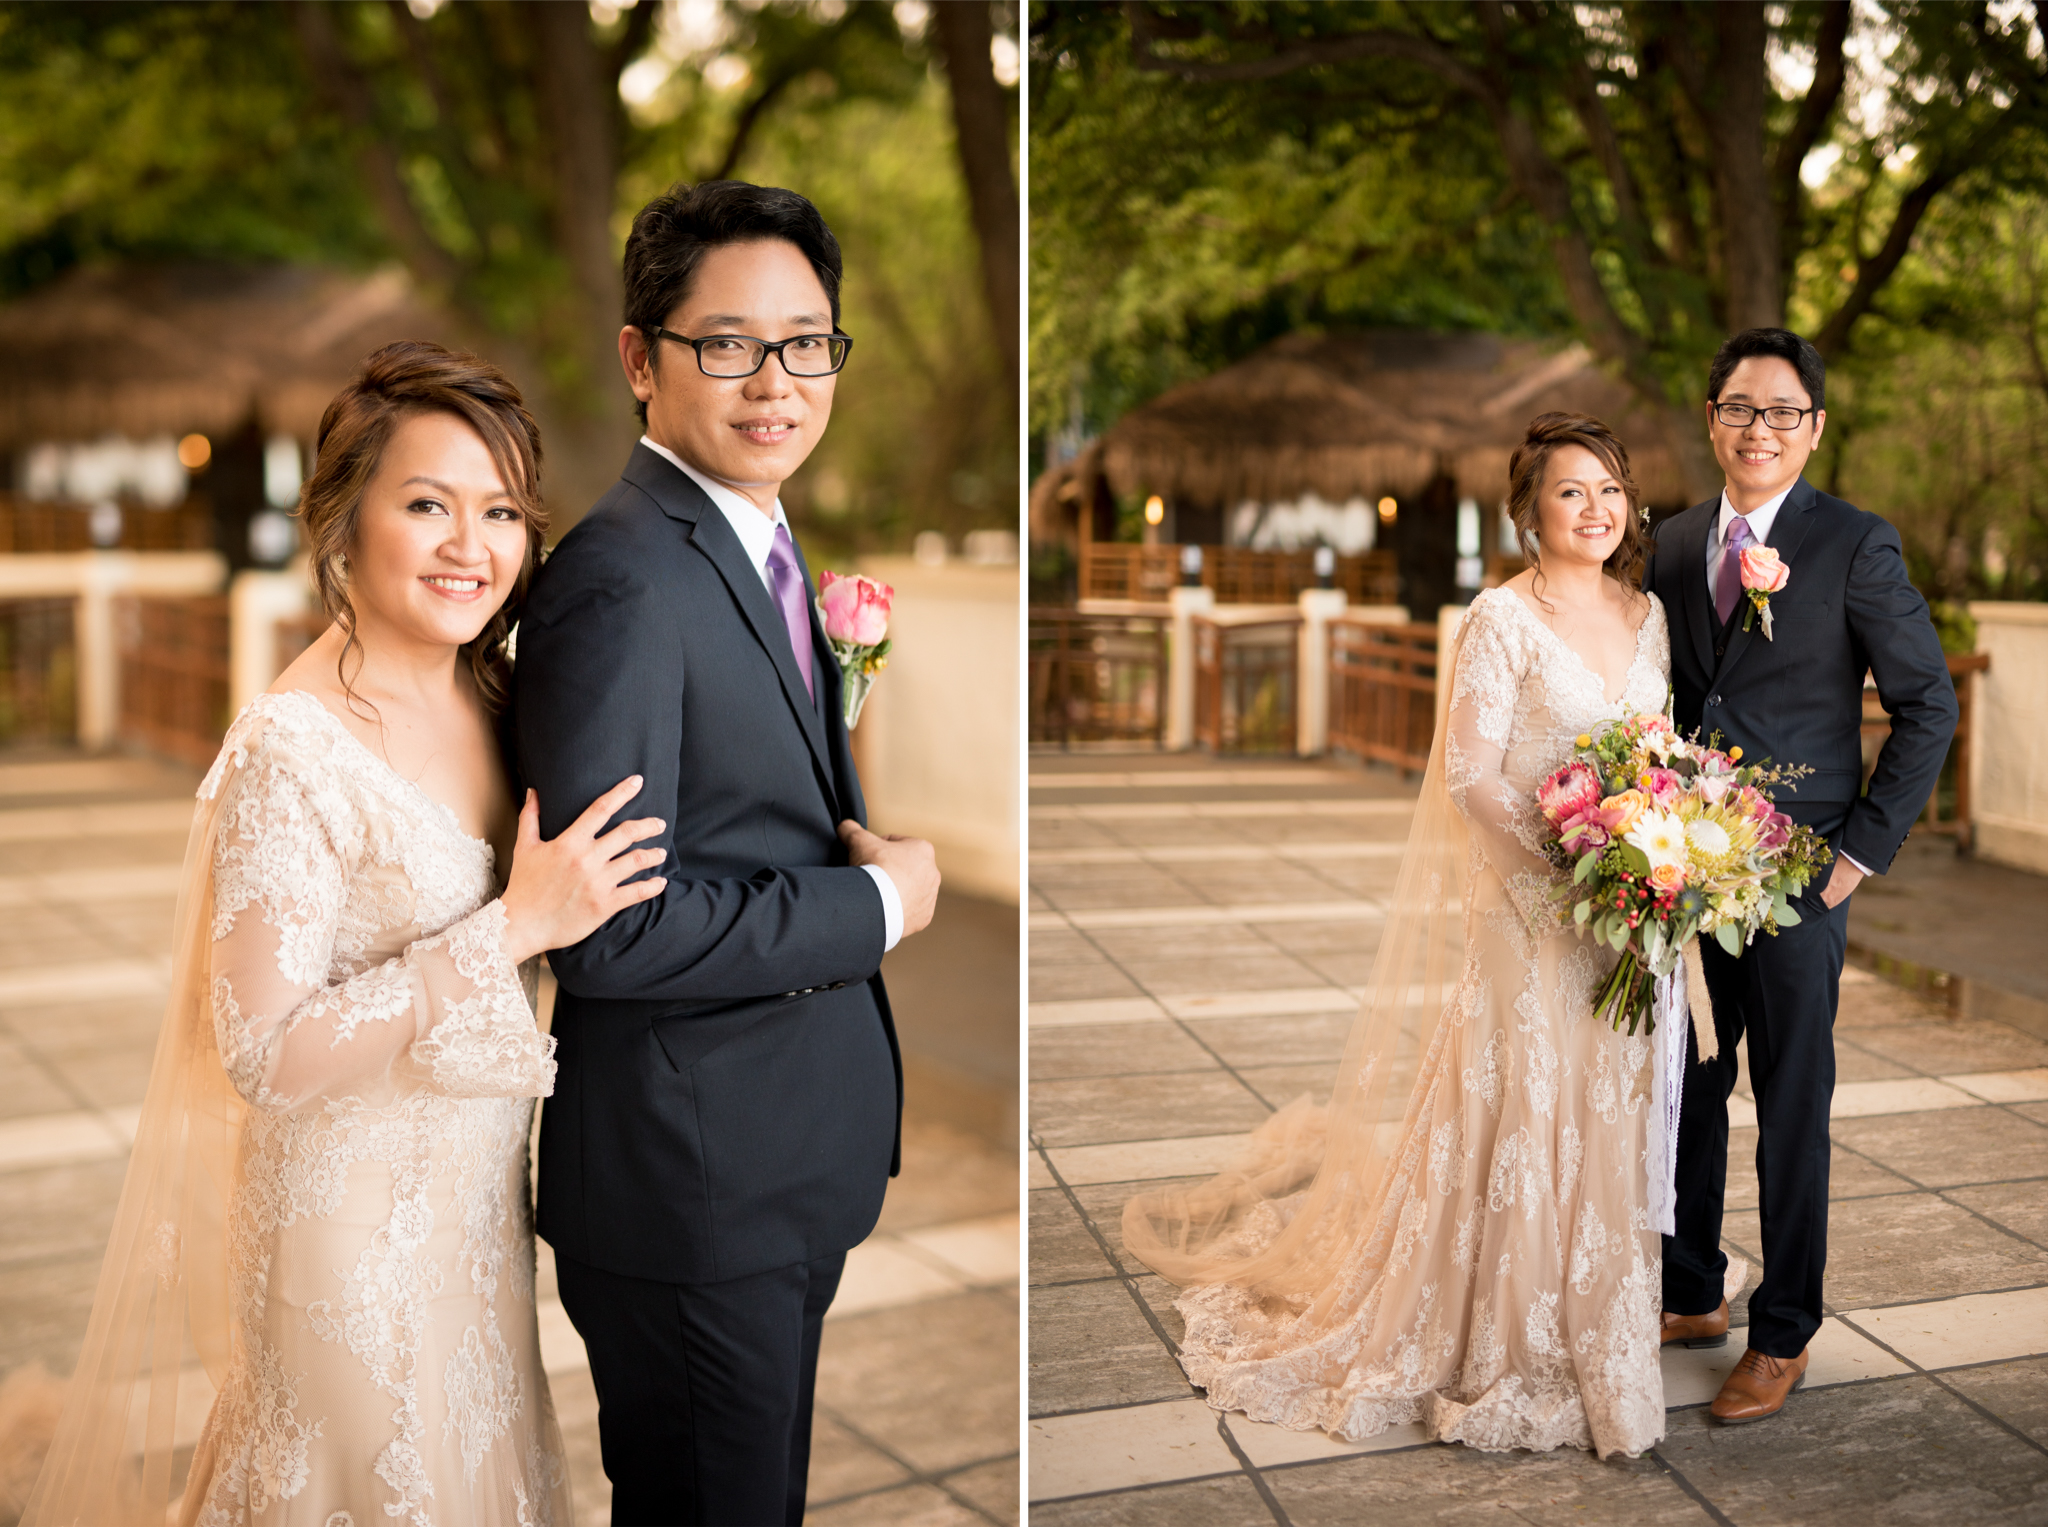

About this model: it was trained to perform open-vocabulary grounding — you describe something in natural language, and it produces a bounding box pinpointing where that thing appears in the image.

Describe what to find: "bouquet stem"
[1594,950,1657,1035]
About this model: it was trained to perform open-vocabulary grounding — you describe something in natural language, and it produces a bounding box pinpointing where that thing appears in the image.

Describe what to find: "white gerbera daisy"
[1625,810,1689,871]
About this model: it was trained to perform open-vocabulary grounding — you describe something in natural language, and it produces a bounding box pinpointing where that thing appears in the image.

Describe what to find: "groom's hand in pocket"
[839,820,941,938]
[1818,856,1865,910]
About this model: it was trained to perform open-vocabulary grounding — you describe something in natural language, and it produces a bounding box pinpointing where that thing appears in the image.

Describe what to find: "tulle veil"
[23,779,242,1526]
[1122,614,1477,1334]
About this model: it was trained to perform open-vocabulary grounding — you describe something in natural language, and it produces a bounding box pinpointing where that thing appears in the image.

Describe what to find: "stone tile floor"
[0,748,1018,1526]
[1027,750,2048,1525]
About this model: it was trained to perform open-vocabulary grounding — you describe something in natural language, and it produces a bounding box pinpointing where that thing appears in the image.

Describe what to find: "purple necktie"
[765,523,815,702]
[1715,515,1754,627]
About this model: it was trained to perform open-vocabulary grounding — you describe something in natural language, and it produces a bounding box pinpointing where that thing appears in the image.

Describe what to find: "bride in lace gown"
[27,344,664,1527]
[1126,413,1677,1460]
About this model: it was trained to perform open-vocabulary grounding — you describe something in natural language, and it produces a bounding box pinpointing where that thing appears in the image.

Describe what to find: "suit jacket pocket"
[649,995,788,1071]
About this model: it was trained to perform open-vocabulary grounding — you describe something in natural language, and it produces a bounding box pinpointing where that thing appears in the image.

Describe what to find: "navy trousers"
[556,1248,846,1526]
[1662,868,1850,1359]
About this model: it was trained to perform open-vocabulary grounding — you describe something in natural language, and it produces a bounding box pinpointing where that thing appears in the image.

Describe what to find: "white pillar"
[1166,584,1215,750]
[1296,587,1347,756]
[230,568,317,710]
[74,554,120,750]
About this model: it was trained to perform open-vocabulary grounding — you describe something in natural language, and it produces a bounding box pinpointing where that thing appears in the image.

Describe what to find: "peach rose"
[1597,789,1649,836]
[1739,544,1790,594]
[1647,862,1686,894]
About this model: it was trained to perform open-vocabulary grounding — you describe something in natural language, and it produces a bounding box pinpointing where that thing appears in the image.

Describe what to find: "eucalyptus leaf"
[1716,922,1741,956]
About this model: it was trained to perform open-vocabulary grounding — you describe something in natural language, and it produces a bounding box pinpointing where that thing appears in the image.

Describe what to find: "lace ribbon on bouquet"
[1647,956,1692,1237]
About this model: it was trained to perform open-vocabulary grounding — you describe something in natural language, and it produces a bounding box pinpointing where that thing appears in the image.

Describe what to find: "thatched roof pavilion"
[1032,330,1687,545]
[0,262,463,450]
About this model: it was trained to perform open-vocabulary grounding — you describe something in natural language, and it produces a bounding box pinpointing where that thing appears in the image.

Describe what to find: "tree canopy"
[0,0,1019,557]
[1031,0,2048,561]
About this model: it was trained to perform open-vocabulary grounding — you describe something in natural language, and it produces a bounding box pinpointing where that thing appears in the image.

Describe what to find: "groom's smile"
[1708,354,1825,511]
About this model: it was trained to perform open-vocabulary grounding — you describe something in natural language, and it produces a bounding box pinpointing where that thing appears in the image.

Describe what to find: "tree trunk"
[1664,402,1720,505]
[1701,4,1783,331]
[932,1,1019,406]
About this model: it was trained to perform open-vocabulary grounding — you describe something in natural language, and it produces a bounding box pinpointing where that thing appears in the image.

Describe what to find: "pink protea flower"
[1538,761,1603,826]
[818,570,893,647]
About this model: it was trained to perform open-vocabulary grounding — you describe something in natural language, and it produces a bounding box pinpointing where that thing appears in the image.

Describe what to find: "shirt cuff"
[861,863,904,954]
[1839,851,1874,878]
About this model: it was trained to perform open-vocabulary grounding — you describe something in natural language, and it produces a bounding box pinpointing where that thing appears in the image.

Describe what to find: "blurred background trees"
[1031,0,2048,603]
[0,0,1018,560]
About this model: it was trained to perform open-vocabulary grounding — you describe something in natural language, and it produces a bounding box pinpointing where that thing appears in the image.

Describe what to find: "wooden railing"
[0,492,214,554]
[0,598,79,745]
[1328,620,1440,776]
[1081,543,1399,606]
[1193,616,1300,754]
[117,596,231,768]
[1862,652,1990,850]
[1028,608,1168,748]
[1078,543,1180,604]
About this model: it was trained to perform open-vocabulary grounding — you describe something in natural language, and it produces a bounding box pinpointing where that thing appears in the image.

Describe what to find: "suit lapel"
[1671,498,1718,679]
[627,446,837,793]
[1711,478,1817,685]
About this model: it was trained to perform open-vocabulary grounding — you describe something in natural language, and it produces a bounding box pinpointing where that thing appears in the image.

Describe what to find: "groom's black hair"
[622,180,844,424]
[1706,328,1825,414]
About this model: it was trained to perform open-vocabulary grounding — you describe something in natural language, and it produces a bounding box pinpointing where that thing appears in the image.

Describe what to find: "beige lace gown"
[182,692,570,1526]
[1174,586,1675,1459]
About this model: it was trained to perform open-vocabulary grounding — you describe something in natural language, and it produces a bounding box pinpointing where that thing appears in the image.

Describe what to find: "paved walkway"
[0,749,1017,1527]
[1028,751,2048,1525]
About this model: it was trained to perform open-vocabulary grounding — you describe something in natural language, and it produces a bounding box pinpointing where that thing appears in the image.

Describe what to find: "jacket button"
[1709,694,1722,706]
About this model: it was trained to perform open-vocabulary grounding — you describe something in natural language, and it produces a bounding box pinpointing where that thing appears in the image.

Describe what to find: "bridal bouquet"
[1535,710,1832,1035]
[817,570,893,729]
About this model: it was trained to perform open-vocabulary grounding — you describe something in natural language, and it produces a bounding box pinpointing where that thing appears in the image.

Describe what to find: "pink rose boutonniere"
[1738,544,1791,640]
[817,570,894,729]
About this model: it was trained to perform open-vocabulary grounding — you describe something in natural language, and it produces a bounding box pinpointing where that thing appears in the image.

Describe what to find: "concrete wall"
[851,555,1020,904]
[1970,602,2048,877]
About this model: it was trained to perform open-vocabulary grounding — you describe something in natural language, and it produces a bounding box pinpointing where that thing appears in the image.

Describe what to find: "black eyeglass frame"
[1708,400,1820,431]
[641,325,853,378]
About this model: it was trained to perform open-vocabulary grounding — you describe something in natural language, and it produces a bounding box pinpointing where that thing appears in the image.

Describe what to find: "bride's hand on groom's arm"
[500,776,670,963]
[839,820,940,939]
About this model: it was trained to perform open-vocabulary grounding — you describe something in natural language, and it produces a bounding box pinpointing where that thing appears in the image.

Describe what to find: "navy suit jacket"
[1643,477,1957,875]
[514,443,902,1285]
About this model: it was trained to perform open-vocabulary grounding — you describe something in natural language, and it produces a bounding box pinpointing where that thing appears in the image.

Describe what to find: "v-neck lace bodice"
[1495,587,1660,708]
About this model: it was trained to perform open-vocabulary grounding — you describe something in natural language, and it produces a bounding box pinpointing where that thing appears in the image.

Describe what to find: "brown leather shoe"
[1659,1298,1730,1349]
[1710,1346,1809,1423]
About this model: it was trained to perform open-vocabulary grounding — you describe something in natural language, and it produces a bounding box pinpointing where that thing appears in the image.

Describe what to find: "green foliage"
[1030,0,2048,539]
[0,1,1015,552]
[1028,2,1567,447]
[0,3,379,293]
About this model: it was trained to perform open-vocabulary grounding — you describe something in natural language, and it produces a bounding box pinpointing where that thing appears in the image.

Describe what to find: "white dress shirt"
[640,436,904,949]
[1703,480,1869,879]
[1703,484,1794,607]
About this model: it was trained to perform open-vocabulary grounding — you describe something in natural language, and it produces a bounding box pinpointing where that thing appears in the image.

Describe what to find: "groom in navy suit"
[516,181,940,1525]
[1644,329,1955,1424]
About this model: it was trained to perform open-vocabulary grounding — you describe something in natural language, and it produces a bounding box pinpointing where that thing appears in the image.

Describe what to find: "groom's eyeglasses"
[642,327,852,379]
[1711,402,1817,430]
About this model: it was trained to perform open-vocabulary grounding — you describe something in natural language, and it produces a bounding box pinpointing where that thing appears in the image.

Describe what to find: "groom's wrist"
[860,864,904,953]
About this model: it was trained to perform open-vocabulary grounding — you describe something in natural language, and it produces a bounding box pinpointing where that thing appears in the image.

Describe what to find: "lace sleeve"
[1444,599,1556,898]
[209,740,555,1113]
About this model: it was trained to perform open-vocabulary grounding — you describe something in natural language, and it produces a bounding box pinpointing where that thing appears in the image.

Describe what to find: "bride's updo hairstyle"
[298,340,547,714]
[1504,410,1648,601]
